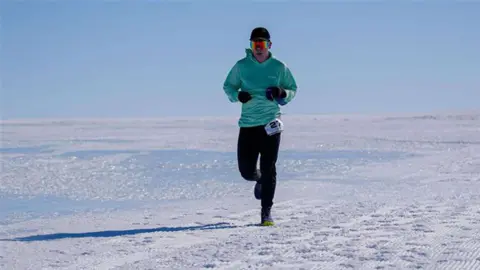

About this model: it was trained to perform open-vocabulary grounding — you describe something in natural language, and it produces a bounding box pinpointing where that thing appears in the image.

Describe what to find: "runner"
[222,26,298,226]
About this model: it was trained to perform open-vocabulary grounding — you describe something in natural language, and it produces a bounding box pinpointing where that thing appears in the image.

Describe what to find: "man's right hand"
[238,91,252,103]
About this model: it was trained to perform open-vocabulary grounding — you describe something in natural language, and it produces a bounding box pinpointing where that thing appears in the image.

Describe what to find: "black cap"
[250,27,270,40]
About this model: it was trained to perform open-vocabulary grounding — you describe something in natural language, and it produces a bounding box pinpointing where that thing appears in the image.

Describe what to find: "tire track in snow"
[425,204,480,270]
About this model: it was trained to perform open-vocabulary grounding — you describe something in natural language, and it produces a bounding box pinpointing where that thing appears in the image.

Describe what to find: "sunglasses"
[250,40,271,50]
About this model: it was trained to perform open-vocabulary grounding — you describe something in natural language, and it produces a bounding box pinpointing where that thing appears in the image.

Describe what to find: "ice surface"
[1,112,480,269]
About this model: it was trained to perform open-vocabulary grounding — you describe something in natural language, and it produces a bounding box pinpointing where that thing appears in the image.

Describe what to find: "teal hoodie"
[223,48,298,128]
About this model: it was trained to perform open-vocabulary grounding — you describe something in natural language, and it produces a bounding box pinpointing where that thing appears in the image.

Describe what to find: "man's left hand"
[266,86,287,101]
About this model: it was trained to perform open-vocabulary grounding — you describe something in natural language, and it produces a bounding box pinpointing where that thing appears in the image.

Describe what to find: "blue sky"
[1,1,479,119]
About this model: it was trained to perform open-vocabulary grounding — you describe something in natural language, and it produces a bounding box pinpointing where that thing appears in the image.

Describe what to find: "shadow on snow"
[1,222,251,242]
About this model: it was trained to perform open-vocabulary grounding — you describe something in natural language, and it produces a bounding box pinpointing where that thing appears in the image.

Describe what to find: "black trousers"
[237,125,281,209]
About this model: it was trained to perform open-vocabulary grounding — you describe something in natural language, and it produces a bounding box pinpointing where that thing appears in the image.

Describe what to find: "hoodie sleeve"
[278,65,298,105]
[223,62,241,103]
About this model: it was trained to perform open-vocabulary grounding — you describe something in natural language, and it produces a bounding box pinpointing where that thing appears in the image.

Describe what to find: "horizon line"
[2,109,480,123]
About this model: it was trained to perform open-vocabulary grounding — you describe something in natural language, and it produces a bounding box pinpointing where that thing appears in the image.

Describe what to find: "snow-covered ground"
[1,112,480,269]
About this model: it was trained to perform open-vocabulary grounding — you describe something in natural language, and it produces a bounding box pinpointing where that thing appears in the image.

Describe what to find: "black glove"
[266,86,286,101]
[238,91,252,103]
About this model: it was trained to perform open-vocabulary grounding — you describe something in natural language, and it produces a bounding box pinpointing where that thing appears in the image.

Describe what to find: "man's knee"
[239,168,261,181]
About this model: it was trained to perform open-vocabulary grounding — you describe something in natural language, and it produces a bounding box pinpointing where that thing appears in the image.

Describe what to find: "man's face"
[250,39,270,56]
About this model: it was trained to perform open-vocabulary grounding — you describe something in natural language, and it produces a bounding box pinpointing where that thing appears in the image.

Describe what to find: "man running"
[222,26,298,226]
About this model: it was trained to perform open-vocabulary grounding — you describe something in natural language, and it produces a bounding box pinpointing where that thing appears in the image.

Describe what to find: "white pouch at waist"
[264,118,284,136]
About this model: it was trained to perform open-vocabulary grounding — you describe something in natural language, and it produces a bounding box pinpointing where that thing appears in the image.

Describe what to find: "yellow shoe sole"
[261,221,274,226]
